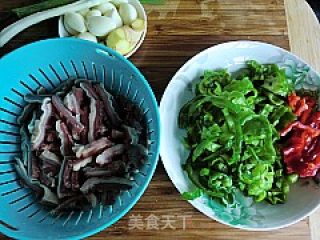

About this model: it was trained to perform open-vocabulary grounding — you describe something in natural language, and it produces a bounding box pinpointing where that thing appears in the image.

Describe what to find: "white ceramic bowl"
[58,0,147,58]
[160,41,320,230]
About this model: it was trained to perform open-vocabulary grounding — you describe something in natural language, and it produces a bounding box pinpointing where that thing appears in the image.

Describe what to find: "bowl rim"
[58,0,148,59]
[0,37,160,240]
[159,40,320,231]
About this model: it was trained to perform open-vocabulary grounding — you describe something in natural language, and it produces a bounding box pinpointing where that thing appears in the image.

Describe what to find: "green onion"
[13,0,78,18]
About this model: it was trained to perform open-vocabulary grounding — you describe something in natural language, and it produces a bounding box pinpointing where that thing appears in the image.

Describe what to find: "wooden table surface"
[0,0,319,239]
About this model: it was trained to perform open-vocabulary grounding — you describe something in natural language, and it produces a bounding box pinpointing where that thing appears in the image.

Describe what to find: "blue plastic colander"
[0,38,160,240]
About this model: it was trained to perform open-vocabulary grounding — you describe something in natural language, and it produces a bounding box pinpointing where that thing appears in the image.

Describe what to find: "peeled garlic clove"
[115,39,132,55]
[105,9,123,28]
[78,8,90,17]
[87,16,117,37]
[131,18,145,31]
[94,2,116,15]
[77,32,98,43]
[86,9,102,18]
[64,12,87,34]
[106,28,126,48]
[111,0,128,6]
[64,22,78,35]
[119,3,138,25]
[122,25,142,46]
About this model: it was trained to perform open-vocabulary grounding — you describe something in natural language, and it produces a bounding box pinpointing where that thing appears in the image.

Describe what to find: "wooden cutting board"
[94,1,309,239]
[0,0,318,239]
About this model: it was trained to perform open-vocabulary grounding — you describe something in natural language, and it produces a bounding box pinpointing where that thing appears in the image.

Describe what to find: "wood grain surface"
[0,0,315,239]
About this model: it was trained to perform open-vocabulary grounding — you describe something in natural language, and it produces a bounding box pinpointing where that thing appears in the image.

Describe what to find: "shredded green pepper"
[180,60,297,205]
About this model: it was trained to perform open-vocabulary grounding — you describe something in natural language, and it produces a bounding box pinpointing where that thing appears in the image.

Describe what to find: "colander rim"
[0,38,161,240]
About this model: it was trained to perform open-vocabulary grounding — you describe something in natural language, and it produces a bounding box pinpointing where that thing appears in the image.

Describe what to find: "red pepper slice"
[281,94,320,177]
[301,97,317,123]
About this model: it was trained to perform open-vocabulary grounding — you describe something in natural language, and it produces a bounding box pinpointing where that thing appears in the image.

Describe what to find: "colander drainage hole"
[75,211,84,225]
[82,61,89,79]
[139,99,145,108]
[126,190,133,197]
[92,63,98,82]
[0,130,20,136]
[98,205,103,219]
[133,90,139,101]
[0,140,20,145]
[51,212,64,225]
[49,64,62,83]
[70,60,80,78]
[60,61,70,78]
[0,178,18,186]
[28,74,43,88]
[0,170,15,176]
[4,97,23,109]
[138,171,147,177]
[86,209,93,223]
[110,69,115,90]
[63,211,75,226]
[9,192,33,205]
[0,107,18,117]
[11,88,24,99]
[28,208,42,218]
[38,212,51,223]
[101,65,106,84]
[39,69,56,88]
[2,187,24,198]
[116,75,123,94]
[17,200,36,212]
[0,220,18,231]
[19,81,36,94]
[125,81,132,97]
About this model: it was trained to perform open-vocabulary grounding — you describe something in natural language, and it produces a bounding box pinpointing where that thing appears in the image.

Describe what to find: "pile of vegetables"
[281,93,320,178]
[15,79,147,213]
[63,0,145,55]
[179,60,299,205]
